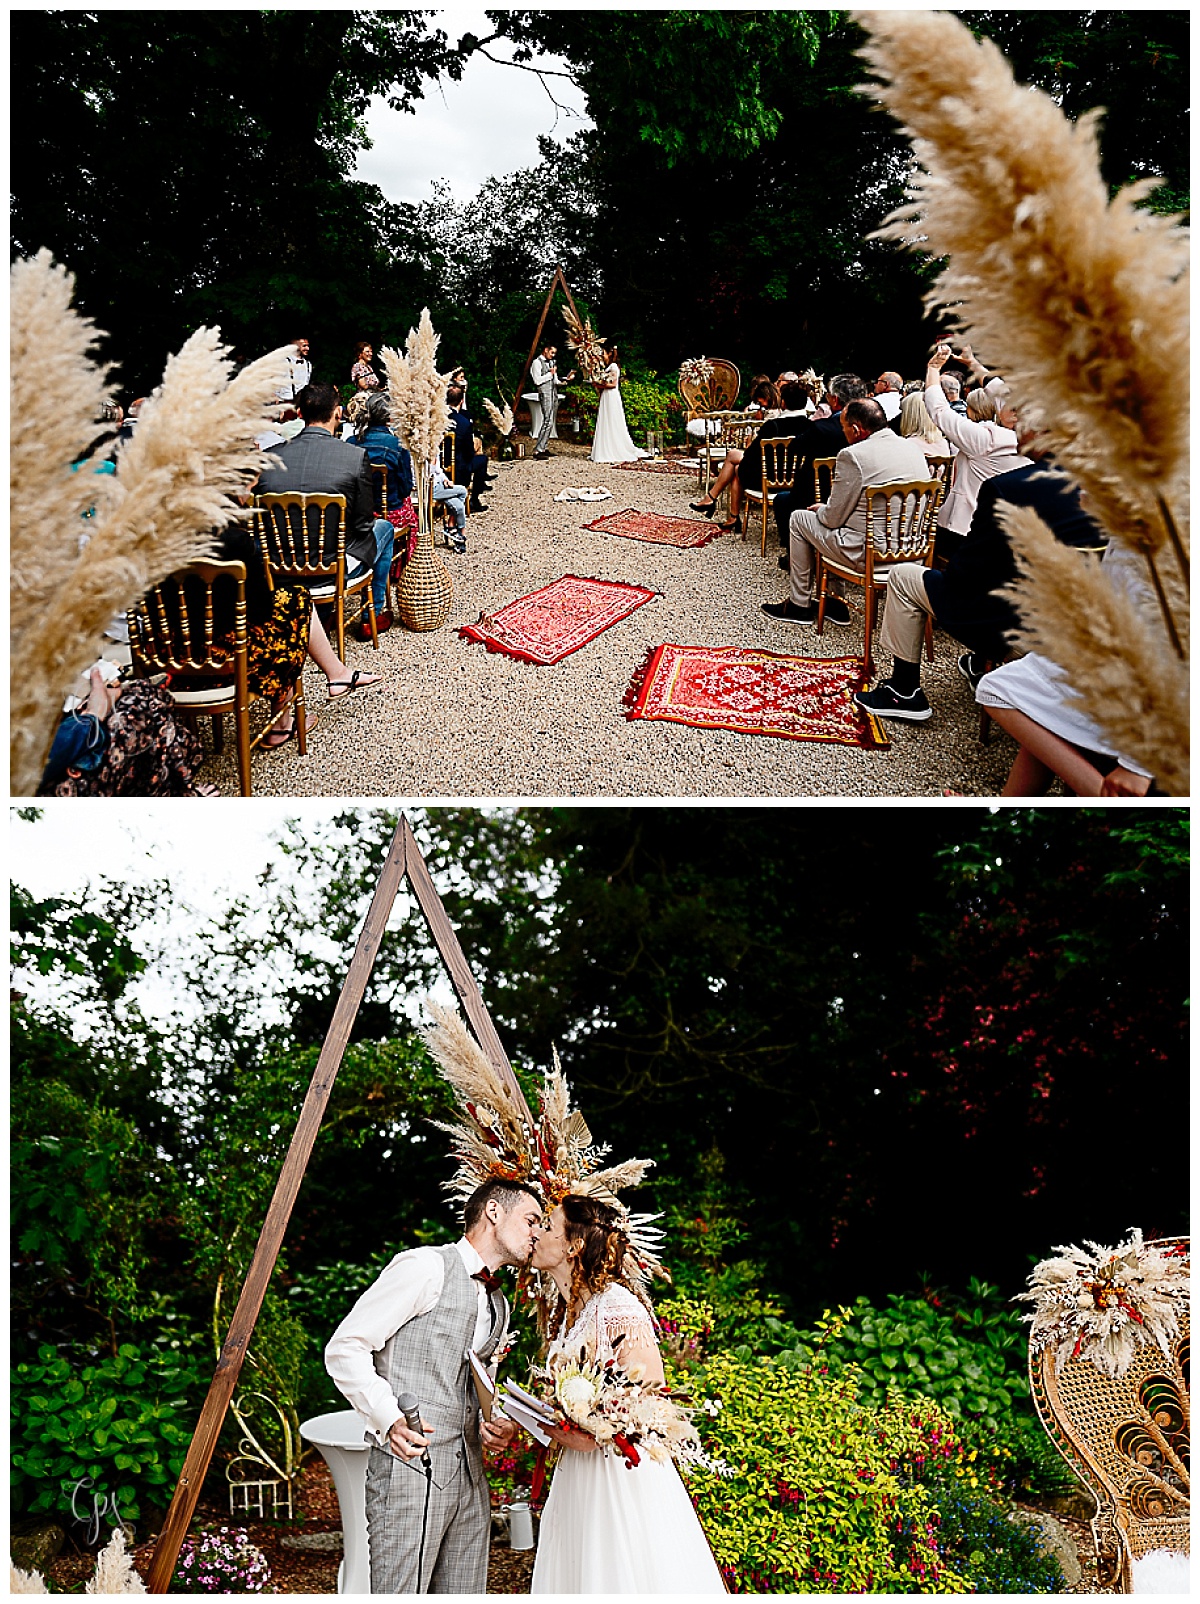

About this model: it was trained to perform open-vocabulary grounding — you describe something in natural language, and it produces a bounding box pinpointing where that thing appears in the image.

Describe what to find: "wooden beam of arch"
[146,814,530,1591]
[511,263,586,428]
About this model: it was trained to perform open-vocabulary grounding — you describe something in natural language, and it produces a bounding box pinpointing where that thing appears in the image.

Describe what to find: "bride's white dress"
[530,1283,726,1594]
[590,365,649,463]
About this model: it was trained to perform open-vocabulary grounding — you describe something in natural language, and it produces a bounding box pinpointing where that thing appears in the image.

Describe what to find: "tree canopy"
[11,10,1188,393]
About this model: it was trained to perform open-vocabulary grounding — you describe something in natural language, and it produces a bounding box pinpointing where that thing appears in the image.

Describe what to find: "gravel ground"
[199,444,1019,798]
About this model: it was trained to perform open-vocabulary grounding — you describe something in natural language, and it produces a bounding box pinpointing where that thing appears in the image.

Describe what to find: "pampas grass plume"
[85,1527,147,1594]
[483,398,514,436]
[10,249,292,794]
[854,9,1190,564]
[1001,505,1189,794]
[10,1563,49,1594]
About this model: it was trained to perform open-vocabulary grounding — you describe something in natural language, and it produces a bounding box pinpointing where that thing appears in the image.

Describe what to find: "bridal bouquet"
[541,1345,722,1472]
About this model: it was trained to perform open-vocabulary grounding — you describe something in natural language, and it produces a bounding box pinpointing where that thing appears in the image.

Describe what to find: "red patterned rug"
[623,644,889,748]
[582,507,723,549]
[459,574,657,666]
[611,459,700,477]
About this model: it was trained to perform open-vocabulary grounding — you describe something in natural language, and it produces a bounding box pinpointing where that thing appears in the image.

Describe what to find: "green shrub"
[565,372,681,444]
[795,1293,1029,1423]
[674,1336,967,1593]
[12,1342,207,1524]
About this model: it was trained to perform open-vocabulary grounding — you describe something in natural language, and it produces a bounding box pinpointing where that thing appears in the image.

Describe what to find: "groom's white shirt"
[325,1236,495,1443]
[530,355,555,388]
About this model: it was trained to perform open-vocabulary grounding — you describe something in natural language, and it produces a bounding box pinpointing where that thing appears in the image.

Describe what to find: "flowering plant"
[1015,1227,1189,1377]
[170,1526,270,1593]
[541,1342,727,1474]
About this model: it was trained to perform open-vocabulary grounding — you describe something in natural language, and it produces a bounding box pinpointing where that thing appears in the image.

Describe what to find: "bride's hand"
[545,1422,598,1452]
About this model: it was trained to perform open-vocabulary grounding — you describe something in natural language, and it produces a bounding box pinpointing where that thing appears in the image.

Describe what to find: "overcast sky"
[354,7,591,205]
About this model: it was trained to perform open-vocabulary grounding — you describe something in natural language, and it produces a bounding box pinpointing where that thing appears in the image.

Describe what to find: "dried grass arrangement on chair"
[1020,1232,1189,1592]
[9,250,291,795]
[381,309,454,631]
[854,8,1189,794]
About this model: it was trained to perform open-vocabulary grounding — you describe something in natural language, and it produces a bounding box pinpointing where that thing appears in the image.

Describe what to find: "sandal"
[328,670,384,701]
[263,711,319,750]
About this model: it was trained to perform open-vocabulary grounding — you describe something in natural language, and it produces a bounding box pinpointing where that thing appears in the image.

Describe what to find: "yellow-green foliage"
[673,1344,967,1593]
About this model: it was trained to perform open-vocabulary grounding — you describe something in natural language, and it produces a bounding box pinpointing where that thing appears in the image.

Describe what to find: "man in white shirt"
[326,1178,541,1593]
[873,370,903,422]
[528,344,573,460]
[761,398,931,626]
[276,337,312,403]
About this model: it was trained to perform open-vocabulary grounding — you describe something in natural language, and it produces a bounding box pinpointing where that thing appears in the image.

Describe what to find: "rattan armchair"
[742,435,796,557]
[253,491,376,661]
[1028,1238,1189,1592]
[815,479,944,676]
[679,359,741,418]
[127,558,307,797]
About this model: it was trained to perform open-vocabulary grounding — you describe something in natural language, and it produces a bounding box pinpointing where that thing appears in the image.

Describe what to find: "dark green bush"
[11,1343,207,1523]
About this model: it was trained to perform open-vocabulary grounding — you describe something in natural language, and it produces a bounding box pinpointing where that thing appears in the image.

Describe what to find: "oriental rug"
[623,643,890,749]
[582,507,723,549]
[611,458,701,477]
[459,574,657,666]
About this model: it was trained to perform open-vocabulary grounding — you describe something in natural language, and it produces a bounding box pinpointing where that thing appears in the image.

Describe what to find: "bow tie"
[473,1267,502,1295]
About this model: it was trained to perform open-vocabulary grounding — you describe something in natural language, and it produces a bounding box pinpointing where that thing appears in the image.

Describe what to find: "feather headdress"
[420,1003,667,1304]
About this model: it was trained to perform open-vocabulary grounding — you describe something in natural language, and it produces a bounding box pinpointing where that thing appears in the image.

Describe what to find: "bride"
[529,1194,726,1594]
[589,345,649,464]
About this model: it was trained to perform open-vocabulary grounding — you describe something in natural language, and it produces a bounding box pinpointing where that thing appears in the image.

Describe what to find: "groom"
[529,343,574,460]
[325,1179,543,1592]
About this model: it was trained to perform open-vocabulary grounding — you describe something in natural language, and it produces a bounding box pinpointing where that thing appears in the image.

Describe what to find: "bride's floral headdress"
[420,1003,668,1306]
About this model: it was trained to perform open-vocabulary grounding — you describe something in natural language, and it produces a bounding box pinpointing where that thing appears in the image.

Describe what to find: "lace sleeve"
[598,1285,657,1357]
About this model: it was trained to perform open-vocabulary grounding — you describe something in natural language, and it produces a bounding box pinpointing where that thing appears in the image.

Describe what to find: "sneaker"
[957,651,988,688]
[854,681,932,722]
[821,597,852,627]
[761,599,818,625]
[448,536,467,555]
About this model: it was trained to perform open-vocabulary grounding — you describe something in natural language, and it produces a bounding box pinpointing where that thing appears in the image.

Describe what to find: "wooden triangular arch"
[146,814,531,1592]
[511,263,586,424]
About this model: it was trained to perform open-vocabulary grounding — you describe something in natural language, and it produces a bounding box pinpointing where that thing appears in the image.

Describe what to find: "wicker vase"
[398,478,453,631]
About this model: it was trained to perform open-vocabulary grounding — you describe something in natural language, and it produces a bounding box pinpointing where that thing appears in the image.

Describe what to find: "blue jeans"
[433,484,468,532]
[371,518,394,612]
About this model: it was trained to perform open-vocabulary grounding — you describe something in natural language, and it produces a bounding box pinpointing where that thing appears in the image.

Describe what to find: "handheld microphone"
[395,1391,431,1466]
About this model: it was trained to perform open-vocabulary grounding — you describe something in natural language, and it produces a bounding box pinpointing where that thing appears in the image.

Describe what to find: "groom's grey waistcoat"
[372,1243,507,1490]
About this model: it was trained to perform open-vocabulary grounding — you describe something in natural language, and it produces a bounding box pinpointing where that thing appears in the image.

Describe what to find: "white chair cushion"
[1131,1551,1189,1593]
[167,683,235,707]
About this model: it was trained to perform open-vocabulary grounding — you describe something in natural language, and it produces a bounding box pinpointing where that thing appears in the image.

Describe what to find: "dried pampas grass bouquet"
[854,8,1189,792]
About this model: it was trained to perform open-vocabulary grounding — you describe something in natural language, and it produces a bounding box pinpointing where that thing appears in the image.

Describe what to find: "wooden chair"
[815,479,945,677]
[370,463,388,518]
[701,411,759,500]
[253,492,376,663]
[127,559,307,797]
[439,429,469,537]
[742,435,796,556]
[1028,1238,1189,1592]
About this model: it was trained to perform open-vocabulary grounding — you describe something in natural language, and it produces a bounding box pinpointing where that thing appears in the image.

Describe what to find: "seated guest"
[355,390,418,577]
[40,667,213,797]
[446,382,492,513]
[689,380,811,533]
[430,455,469,554]
[745,376,781,418]
[351,340,381,391]
[165,522,383,746]
[854,444,1103,723]
[975,541,1156,797]
[255,381,395,638]
[770,373,870,562]
[924,344,1025,561]
[898,391,952,458]
[873,370,904,422]
[761,397,930,627]
[939,371,968,415]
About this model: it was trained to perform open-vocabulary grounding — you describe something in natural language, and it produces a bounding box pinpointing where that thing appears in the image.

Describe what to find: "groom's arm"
[325,1246,444,1445]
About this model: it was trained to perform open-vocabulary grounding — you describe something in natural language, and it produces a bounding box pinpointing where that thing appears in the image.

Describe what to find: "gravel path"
[202,446,1016,797]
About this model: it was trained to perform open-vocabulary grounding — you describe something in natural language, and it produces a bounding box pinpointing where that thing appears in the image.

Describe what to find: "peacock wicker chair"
[679,359,741,418]
[1028,1237,1189,1592]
